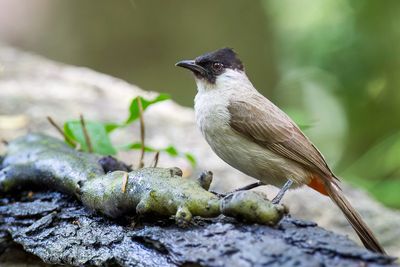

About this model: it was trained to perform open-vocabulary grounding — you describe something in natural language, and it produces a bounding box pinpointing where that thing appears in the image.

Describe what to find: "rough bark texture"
[0,191,396,267]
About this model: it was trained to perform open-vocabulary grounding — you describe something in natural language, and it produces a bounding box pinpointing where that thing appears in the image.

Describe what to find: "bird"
[175,47,386,254]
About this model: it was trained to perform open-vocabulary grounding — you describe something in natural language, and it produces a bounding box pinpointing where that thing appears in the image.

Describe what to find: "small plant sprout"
[47,93,196,169]
[46,116,77,147]
[151,151,160,168]
[137,96,145,168]
[79,114,93,153]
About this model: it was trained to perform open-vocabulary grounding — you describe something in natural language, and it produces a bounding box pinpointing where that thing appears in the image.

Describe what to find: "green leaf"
[121,142,197,167]
[120,142,158,152]
[104,122,121,133]
[64,120,117,155]
[125,93,170,124]
[164,146,179,157]
[101,93,170,133]
[184,153,197,168]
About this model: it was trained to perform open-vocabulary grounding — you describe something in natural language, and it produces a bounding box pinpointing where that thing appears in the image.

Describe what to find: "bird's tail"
[324,178,386,254]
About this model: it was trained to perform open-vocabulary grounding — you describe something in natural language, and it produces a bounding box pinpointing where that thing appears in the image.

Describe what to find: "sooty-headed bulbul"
[176,48,385,254]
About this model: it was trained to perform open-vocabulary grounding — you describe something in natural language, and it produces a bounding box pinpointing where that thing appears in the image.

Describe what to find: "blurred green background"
[1,0,399,208]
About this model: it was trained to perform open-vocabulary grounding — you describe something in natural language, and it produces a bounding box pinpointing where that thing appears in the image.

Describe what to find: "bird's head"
[176,48,246,91]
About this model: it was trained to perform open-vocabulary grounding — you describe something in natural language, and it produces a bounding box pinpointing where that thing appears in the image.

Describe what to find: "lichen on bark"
[0,133,285,225]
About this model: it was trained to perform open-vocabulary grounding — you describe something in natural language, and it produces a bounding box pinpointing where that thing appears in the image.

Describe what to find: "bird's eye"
[212,62,223,72]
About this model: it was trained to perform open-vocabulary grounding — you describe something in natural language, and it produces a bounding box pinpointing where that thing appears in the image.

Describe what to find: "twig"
[79,114,93,153]
[121,172,129,193]
[47,116,77,146]
[151,151,160,168]
[137,97,145,168]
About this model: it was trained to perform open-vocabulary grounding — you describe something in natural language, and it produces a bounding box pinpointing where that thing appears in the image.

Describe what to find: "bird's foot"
[211,181,266,198]
[271,180,293,204]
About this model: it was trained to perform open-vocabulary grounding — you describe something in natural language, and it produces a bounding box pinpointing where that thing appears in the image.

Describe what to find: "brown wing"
[227,94,334,178]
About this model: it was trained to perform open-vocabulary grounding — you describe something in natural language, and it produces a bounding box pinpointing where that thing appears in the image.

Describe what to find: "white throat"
[194,69,253,94]
[193,68,256,142]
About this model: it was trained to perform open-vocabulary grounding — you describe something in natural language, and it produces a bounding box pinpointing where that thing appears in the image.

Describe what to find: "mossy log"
[0,133,285,225]
[0,134,396,266]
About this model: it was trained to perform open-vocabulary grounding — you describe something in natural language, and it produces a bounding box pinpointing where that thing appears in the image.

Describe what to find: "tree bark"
[0,190,396,267]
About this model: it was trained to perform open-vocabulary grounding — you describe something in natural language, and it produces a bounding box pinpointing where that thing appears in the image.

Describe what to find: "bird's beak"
[175,60,206,76]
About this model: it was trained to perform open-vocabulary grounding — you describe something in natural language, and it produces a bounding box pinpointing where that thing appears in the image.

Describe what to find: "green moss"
[221,191,287,225]
[1,133,285,226]
[80,167,220,219]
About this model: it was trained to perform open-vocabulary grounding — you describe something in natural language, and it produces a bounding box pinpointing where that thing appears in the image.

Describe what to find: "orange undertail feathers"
[307,175,328,196]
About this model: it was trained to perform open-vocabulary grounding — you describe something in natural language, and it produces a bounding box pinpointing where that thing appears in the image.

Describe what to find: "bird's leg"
[233,181,265,192]
[211,181,265,198]
[272,180,293,204]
